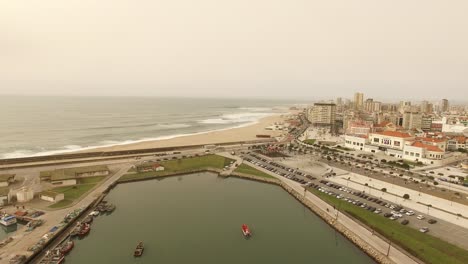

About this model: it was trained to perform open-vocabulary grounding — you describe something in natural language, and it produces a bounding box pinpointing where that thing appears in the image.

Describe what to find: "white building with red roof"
[403,142,445,162]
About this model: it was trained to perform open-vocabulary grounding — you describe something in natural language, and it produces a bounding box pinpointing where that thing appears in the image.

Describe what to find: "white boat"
[89,211,100,217]
[0,215,17,226]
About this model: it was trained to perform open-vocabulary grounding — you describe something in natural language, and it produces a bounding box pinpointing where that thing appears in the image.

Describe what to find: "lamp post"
[387,232,394,256]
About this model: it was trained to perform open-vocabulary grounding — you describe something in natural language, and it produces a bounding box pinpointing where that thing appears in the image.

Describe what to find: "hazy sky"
[1,0,467,101]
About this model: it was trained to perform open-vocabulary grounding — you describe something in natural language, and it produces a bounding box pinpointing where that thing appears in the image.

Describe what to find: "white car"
[417,215,425,220]
[419,227,429,233]
[406,211,415,216]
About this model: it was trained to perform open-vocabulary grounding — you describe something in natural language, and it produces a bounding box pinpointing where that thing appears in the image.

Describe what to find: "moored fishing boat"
[79,223,91,237]
[241,224,251,237]
[0,214,17,226]
[134,241,144,257]
[59,240,74,255]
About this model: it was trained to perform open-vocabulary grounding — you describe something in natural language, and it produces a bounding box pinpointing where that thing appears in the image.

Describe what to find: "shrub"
[403,194,410,199]
[381,188,387,192]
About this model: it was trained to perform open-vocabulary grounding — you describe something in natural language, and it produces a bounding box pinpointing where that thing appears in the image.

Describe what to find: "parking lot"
[242,152,468,250]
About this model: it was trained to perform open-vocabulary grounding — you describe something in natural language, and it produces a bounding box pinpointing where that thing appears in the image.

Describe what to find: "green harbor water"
[65,173,376,264]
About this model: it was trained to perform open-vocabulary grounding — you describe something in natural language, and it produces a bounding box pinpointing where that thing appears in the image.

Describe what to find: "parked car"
[401,220,409,225]
[419,227,429,233]
[417,215,425,220]
[428,219,437,224]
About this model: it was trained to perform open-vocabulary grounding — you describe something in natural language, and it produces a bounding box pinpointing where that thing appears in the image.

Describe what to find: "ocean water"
[0,96,301,159]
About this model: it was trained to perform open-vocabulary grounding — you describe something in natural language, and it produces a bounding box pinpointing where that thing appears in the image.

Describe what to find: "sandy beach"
[81,114,291,153]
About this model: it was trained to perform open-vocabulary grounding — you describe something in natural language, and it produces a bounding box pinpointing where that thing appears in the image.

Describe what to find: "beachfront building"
[307,102,337,133]
[403,142,445,162]
[40,191,65,203]
[368,131,414,158]
[0,174,15,187]
[40,165,110,186]
[136,163,165,173]
[344,135,369,151]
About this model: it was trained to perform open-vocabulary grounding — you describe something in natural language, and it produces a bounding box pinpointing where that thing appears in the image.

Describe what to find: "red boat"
[79,223,91,237]
[241,224,251,237]
[60,240,74,255]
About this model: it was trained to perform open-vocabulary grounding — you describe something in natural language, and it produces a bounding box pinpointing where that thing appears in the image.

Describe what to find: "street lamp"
[387,232,394,256]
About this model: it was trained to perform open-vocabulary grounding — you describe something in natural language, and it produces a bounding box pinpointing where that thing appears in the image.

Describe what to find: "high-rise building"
[308,102,337,132]
[336,97,343,112]
[372,101,382,112]
[399,101,411,113]
[421,116,433,131]
[354,92,364,110]
[364,98,373,112]
[402,111,422,130]
[421,101,428,113]
[441,99,449,112]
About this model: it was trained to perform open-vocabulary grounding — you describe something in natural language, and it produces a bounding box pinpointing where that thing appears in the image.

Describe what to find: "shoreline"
[1,113,291,160]
[79,114,289,153]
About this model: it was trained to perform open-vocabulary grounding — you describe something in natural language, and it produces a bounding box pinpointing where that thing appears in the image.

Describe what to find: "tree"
[381,188,387,192]
[433,181,439,186]
[381,159,387,163]
[403,194,410,199]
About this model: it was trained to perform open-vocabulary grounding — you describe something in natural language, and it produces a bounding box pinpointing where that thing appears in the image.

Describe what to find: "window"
[373,138,379,143]
[416,153,420,157]
[405,151,409,155]
[394,141,400,147]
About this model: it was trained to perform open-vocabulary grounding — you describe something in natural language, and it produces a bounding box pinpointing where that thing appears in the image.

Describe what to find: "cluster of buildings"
[306,92,468,164]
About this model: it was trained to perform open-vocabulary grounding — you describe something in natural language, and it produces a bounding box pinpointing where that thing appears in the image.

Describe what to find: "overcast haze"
[1,0,467,101]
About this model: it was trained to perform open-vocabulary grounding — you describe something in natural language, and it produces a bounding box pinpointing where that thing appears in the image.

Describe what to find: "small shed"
[136,163,165,172]
[0,174,15,187]
[0,187,9,206]
[40,191,65,203]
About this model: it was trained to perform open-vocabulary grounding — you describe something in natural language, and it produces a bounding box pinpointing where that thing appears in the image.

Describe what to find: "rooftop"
[416,137,447,143]
[41,165,109,181]
[411,142,444,152]
[373,131,413,138]
[41,191,62,198]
